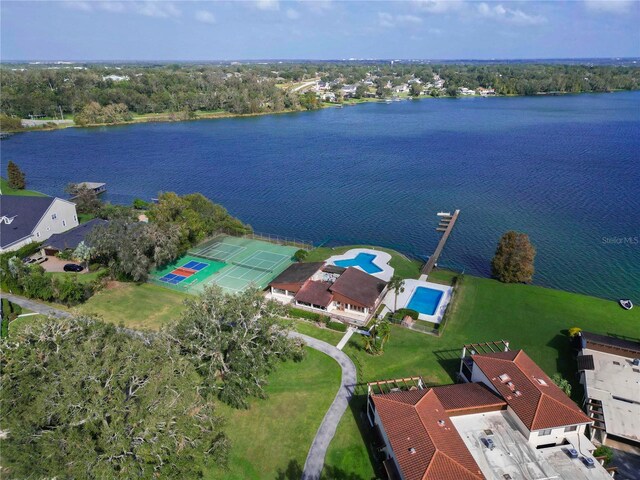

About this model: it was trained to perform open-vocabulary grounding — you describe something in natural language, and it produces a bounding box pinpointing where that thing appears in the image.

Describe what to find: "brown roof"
[294,281,333,307]
[580,331,640,357]
[472,350,591,431]
[432,383,506,415]
[269,262,323,287]
[372,389,485,480]
[329,267,387,308]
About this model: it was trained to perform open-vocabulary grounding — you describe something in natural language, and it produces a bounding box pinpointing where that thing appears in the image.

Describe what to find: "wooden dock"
[421,209,460,276]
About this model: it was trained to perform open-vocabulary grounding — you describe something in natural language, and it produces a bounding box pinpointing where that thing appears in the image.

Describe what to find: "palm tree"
[388,276,405,311]
[377,320,391,353]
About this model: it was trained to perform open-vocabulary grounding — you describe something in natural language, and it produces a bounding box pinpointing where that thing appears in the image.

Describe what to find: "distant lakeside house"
[269,262,388,325]
[41,218,108,256]
[0,195,79,253]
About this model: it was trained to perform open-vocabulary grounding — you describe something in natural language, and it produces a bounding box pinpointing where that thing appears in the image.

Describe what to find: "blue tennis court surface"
[183,261,208,271]
[159,273,187,284]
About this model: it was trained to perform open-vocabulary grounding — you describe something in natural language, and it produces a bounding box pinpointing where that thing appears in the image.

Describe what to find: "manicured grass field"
[305,245,421,280]
[290,318,346,346]
[206,347,341,480]
[77,282,188,330]
[0,177,48,197]
[324,273,640,478]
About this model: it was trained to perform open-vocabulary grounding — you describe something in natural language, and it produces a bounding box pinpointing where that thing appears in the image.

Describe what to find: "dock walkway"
[421,209,460,276]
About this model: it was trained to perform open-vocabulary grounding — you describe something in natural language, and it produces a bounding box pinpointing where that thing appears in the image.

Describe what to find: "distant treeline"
[1,63,639,121]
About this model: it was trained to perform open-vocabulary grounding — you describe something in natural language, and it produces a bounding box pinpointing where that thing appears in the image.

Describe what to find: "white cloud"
[62,1,93,12]
[136,2,182,19]
[413,0,463,14]
[195,10,216,25]
[255,0,280,11]
[286,8,301,20]
[378,12,423,28]
[477,2,546,25]
[98,2,125,13]
[305,0,333,14]
[584,0,634,14]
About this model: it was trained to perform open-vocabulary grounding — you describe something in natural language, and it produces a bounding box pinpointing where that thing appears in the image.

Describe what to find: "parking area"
[26,255,86,274]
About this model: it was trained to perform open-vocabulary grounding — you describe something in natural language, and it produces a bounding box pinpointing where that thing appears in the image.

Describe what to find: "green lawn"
[0,177,48,197]
[305,245,421,280]
[78,213,96,224]
[324,273,640,478]
[77,282,188,330]
[290,318,347,346]
[206,347,341,480]
[46,269,105,284]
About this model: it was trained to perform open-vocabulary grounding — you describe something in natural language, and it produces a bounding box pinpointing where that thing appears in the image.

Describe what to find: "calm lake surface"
[3,92,639,301]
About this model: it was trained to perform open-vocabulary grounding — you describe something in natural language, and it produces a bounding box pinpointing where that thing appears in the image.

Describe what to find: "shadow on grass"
[433,348,462,381]
[276,459,366,480]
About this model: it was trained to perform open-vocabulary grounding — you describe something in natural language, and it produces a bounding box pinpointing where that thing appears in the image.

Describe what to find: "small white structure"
[325,248,394,282]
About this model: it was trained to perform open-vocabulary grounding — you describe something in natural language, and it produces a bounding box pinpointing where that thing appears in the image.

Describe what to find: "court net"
[190,251,229,263]
[230,261,273,273]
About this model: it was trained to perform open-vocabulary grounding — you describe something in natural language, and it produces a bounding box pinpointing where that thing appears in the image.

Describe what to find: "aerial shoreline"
[5,88,637,134]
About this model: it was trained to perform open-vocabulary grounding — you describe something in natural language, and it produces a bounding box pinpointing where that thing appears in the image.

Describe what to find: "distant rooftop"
[580,347,640,444]
[451,411,612,480]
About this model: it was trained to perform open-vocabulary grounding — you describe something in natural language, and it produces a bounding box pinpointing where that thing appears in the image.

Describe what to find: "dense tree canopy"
[0,316,229,479]
[491,231,536,283]
[171,286,305,408]
[1,63,637,120]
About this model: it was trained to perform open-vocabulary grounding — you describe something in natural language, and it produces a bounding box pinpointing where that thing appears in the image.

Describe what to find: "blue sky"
[2,1,639,61]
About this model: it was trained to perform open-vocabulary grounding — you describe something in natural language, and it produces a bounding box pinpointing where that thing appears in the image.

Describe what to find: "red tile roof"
[432,383,506,415]
[372,388,485,480]
[294,280,333,307]
[471,350,591,431]
[329,267,387,308]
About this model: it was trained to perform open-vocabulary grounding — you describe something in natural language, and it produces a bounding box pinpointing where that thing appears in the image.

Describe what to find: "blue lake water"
[407,287,444,316]
[2,92,639,301]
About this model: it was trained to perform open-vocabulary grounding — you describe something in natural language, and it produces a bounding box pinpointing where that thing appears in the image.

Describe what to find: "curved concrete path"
[2,294,356,480]
[288,331,357,480]
[0,293,71,318]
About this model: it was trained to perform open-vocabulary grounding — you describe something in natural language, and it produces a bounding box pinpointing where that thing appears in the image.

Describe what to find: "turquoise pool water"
[407,287,444,316]
[334,252,382,274]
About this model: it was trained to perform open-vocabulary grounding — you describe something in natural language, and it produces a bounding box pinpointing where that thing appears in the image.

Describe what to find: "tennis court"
[150,255,226,291]
[152,235,299,295]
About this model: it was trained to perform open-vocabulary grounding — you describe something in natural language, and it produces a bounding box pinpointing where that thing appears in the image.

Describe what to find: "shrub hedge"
[327,321,348,332]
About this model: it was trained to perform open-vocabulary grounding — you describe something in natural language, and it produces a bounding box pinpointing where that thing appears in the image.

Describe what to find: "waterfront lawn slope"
[305,245,422,280]
[0,177,47,197]
[324,273,640,478]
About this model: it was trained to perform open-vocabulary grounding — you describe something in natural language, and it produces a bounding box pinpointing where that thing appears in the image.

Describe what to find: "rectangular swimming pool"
[406,287,444,316]
[333,252,383,274]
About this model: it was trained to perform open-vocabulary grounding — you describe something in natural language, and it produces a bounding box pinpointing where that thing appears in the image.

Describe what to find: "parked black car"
[63,264,84,272]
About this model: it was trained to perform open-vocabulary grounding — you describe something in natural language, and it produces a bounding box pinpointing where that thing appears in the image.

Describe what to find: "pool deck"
[384,279,452,324]
[325,248,394,282]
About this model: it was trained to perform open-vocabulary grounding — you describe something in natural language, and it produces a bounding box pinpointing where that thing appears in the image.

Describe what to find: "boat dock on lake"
[421,209,460,276]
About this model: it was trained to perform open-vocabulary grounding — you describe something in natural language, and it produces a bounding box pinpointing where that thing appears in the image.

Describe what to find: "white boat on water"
[619,299,633,310]
[437,211,451,217]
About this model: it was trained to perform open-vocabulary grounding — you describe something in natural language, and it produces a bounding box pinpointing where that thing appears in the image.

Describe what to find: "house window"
[539,429,552,436]
[51,213,57,220]
[565,426,577,433]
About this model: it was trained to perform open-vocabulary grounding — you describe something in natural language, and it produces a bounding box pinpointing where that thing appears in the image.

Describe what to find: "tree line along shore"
[1,61,639,131]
